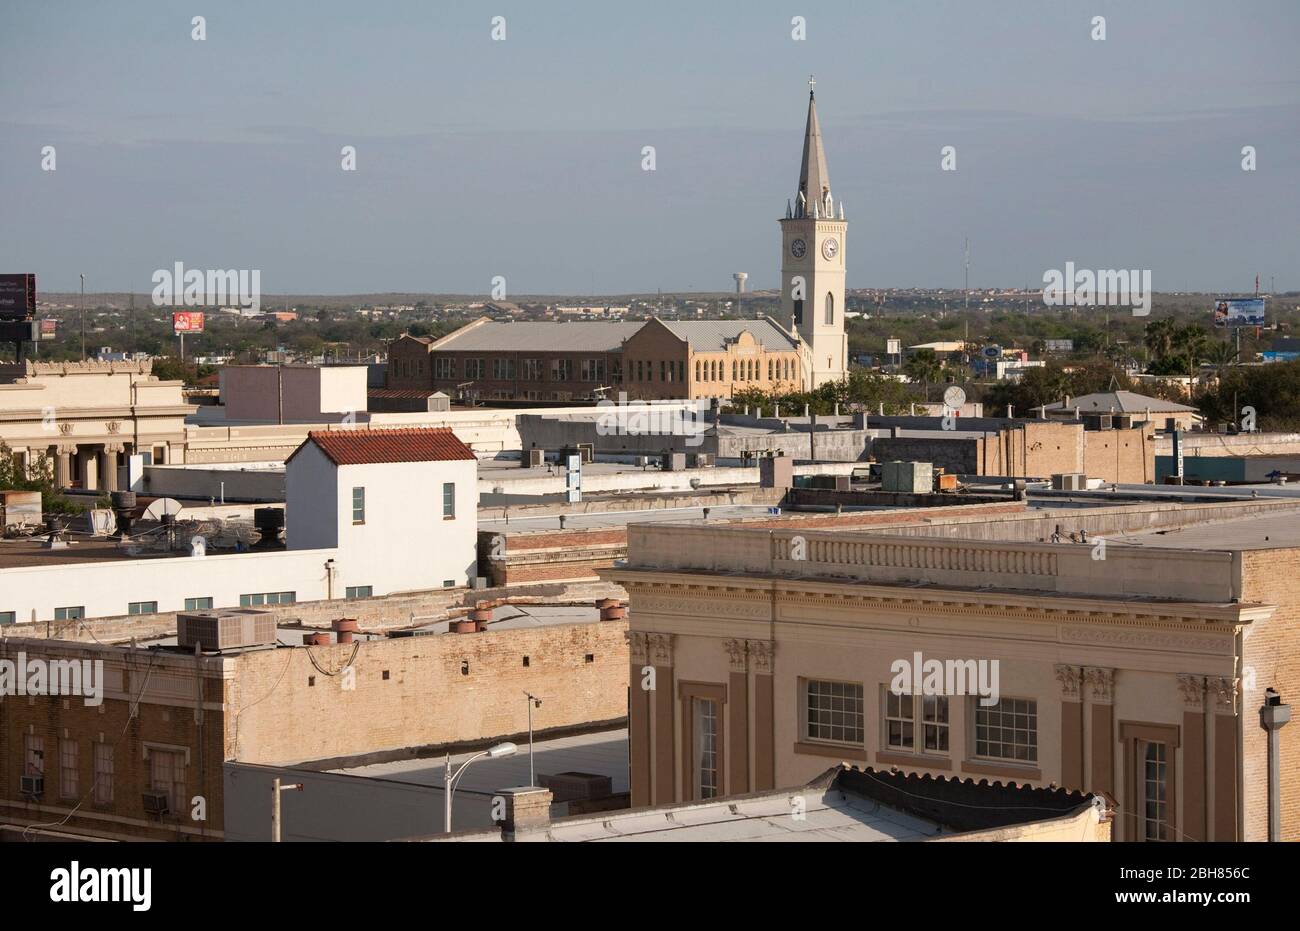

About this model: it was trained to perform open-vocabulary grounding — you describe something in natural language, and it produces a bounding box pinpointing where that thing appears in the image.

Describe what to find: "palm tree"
[1143,318,1179,364]
[1171,324,1210,389]
[1203,340,1239,387]
[902,349,943,400]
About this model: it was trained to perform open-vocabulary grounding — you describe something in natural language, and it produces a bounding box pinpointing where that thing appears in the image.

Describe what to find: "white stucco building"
[0,427,479,624]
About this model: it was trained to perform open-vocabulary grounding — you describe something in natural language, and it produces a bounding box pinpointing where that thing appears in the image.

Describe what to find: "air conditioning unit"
[525,448,545,468]
[20,774,43,797]
[142,791,170,816]
[688,452,713,468]
[178,608,276,651]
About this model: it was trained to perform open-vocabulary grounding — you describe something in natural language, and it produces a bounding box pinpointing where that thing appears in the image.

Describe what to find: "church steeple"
[795,75,831,219]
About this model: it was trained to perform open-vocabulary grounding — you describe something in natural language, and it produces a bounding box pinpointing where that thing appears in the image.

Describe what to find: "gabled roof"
[1039,390,1198,414]
[430,318,643,353]
[287,427,476,466]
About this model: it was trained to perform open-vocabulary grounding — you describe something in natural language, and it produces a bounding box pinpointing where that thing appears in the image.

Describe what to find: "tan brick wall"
[226,619,630,765]
[1240,548,1300,842]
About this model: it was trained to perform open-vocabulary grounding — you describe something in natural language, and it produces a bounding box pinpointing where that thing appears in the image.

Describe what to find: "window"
[24,734,44,777]
[695,360,701,381]
[0,611,15,625]
[54,606,84,621]
[443,579,455,588]
[884,691,914,749]
[345,585,372,599]
[794,298,804,326]
[240,591,296,607]
[128,601,157,615]
[184,597,213,611]
[693,698,719,800]
[581,358,604,382]
[464,358,485,379]
[442,482,455,519]
[550,358,571,382]
[1142,742,1170,842]
[352,486,365,524]
[492,358,516,380]
[522,358,543,381]
[825,292,834,325]
[59,739,78,798]
[806,680,865,745]
[433,357,455,379]
[93,743,114,805]
[974,697,1038,763]
[921,695,950,752]
[149,750,186,814]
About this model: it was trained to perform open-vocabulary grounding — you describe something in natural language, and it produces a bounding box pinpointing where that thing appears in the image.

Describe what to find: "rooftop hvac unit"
[525,448,545,468]
[20,775,43,798]
[634,456,651,469]
[1051,473,1087,491]
[1082,414,1112,431]
[177,608,276,651]
[689,453,713,468]
[141,791,170,816]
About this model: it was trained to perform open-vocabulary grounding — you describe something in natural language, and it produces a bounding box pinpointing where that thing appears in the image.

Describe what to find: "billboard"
[1213,298,1265,328]
[0,273,36,321]
[39,319,57,340]
[1044,339,1074,352]
[172,311,205,333]
[886,338,901,356]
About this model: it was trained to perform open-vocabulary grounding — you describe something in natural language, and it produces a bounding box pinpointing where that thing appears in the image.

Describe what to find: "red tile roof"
[290,427,476,466]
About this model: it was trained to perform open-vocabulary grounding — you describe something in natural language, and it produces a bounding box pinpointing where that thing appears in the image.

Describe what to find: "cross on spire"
[808,74,816,97]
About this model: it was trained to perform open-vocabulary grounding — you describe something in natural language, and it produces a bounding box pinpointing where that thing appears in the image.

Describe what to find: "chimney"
[303,632,330,646]
[453,604,493,633]
[497,786,554,838]
[597,598,626,622]
[332,618,359,644]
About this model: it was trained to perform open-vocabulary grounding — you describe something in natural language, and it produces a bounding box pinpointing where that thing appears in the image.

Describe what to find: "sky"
[1,0,1297,295]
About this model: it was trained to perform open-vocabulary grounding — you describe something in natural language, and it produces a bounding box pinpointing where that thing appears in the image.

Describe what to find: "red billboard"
[172,311,205,333]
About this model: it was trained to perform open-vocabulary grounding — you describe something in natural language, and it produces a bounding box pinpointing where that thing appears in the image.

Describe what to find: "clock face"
[822,237,839,260]
[790,238,807,259]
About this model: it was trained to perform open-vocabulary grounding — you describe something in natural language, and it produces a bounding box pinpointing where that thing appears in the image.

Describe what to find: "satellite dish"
[142,498,184,521]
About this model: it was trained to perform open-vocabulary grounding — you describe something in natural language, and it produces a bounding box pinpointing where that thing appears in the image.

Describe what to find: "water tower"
[733,272,748,295]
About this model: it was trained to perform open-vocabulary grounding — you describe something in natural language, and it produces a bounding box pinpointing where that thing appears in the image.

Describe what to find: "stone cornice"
[607,569,1268,633]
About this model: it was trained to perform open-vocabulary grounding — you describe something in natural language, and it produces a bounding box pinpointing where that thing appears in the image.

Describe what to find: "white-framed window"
[345,585,372,599]
[352,486,365,524]
[884,691,914,749]
[973,697,1038,763]
[805,679,864,745]
[581,358,604,382]
[128,601,157,615]
[693,698,719,800]
[54,606,84,621]
[149,749,186,813]
[433,356,455,379]
[93,743,114,805]
[464,358,485,379]
[59,738,78,798]
[550,358,571,382]
[884,691,951,753]
[442,482,455,518]
[492,358,516,380]
[1142,741,1170,842]
[522,358,543,381]
[240,591,296,607]
[184,597,213,611]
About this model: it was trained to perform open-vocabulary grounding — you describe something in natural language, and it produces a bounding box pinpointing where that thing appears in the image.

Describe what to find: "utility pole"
[270,777,304,842]
[963,238,970,313]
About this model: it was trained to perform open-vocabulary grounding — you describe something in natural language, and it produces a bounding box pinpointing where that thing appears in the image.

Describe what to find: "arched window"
[695,360,701,382]
[794,299,804,327]
[824,292,834,325]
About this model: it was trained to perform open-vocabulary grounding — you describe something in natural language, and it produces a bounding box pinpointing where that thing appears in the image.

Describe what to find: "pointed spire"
[796,80,831,218]
[786,199,793,219]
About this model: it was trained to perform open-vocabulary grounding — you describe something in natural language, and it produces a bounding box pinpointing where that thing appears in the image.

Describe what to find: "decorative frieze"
[647,632,675,666]
[1209,676,1238,715]
[723,639,748,673]
[626,631,648,665]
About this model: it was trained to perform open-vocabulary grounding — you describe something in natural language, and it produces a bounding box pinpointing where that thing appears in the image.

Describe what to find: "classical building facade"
[0,360,193,490]
[608,503,1300,842]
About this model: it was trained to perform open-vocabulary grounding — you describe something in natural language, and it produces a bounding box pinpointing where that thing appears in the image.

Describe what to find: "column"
[1210,676,1239,841]
[1055,665,1084,790]
[748,639,775,791]
[1084,667,1115,800]
[54,444,74,488]
[724,640,750,795]
[648,633,676,805]
[98,443,124,492]
[1177,674,1208,843]
[627,632,652,808]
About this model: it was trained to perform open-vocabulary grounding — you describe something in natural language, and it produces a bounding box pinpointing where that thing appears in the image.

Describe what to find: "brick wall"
[226,619,630,766]
[1240,548,1300,842]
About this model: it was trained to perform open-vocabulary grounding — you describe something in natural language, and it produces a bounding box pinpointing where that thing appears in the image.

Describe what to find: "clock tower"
[780,78,847,388]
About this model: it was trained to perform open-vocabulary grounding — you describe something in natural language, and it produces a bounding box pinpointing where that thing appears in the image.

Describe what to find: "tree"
[0,443,85,517]
[1144,318,1179,364]
[901,349,943,400]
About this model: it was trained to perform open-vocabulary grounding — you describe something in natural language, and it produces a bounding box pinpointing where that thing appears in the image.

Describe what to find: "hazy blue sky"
[2,0,1297,295]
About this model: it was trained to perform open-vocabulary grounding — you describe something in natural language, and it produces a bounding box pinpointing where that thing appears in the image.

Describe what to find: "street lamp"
[524,692,543,786]
[443,741,516,833]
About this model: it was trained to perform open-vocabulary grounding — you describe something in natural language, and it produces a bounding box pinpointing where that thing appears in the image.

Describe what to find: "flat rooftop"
[480,504,780,530]
[331,726,629,797]
[1108,509,1300,551]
